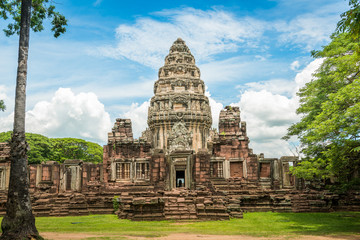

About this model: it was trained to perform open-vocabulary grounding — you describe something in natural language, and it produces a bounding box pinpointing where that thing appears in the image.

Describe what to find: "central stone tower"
[103,38,267,192]
[147,38,212,153]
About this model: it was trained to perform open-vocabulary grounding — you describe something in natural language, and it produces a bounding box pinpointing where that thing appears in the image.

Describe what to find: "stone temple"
[0,38,358,220]
[104,38,263,191]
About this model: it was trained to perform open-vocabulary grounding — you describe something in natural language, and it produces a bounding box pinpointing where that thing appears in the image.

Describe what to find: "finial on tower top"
[175,37,184,43]
[170,37,191,54]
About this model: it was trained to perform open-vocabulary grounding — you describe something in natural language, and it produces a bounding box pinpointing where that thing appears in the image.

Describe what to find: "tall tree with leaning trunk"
[1,1,37,238]
[0,1,67,239]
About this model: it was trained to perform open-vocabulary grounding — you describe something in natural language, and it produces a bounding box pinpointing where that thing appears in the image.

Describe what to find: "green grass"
[4,212,360,239]
[186,212,360,236]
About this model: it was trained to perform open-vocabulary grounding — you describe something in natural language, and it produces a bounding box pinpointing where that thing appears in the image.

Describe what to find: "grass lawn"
[1,212,360,239]
[21,212,360,238]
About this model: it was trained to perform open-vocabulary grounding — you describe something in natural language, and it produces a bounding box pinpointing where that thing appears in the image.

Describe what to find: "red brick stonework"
[0,39,359,219]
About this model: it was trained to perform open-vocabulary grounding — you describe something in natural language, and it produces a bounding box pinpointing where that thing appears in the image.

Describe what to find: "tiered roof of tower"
[148,38,212,151]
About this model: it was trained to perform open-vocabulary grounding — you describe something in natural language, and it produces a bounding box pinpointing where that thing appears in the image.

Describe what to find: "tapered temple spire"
[148,38,211,151]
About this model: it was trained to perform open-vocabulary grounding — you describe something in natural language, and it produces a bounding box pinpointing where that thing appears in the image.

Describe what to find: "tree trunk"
[0,0,41,239]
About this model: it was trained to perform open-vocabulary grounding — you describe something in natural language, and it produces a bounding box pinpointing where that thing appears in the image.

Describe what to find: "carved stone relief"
[168,121,192,152]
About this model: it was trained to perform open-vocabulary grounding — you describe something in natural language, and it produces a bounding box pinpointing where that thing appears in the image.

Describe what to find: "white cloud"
[274,7,341,51]
[205,91,224,130]
[96,2,343,69]
[233,59,323,157]
[0,88,112,144]
[294,58,323,93]
[290,60,300,71]
[234,89,298,157]
[98,8,266,68]
[239,79,296,97]
[122,101,150,138]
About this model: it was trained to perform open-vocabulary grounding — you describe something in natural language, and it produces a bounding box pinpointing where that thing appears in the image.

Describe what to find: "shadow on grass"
[275,212,360,237]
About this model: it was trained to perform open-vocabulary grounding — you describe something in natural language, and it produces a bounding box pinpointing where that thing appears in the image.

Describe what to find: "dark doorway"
[66,167,72,191]
[176,170,185,188]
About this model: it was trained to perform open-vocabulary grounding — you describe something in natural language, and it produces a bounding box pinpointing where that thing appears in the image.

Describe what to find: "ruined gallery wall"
[212,106,259,180]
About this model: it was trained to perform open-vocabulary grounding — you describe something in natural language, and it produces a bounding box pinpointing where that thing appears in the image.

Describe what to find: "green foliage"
[51,138,103,163]
[336,0,360,41]
[285,33,360,187]
[112,196,120,212]
[0,131,103,164]
[0,100,5,111]
[0,0,67,37]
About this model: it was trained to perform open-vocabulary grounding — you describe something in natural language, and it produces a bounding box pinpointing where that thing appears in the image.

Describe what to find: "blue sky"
[0,0,348,157]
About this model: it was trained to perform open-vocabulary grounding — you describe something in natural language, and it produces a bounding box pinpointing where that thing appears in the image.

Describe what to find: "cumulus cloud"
[290,60,300,71]
[238,79,296,97]
[233,59,323,157]
[98,8,266,68]
[96,3,342,69]
[294,58,323,93]
[122,101,150,138]
[205,91,224,129]
[0,88,112,144]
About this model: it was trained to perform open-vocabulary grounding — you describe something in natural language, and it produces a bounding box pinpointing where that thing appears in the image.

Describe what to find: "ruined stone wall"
[150,152,166,189]
[194,151,211,188]
[0,143,10,192]
[213,106,259,180]
[108,118,133,142]
[103,118,152,184]
[0,153,358,219]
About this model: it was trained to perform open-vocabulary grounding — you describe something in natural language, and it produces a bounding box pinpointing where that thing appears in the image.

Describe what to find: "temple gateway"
[0,38,358,220]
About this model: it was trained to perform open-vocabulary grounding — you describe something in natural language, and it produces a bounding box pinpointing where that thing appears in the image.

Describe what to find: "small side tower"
[212,106,258,180]
[108,118,134,143]
[219,106,241,136]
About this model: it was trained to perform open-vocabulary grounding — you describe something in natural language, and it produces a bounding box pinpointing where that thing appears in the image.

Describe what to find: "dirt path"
[41,232,360,240]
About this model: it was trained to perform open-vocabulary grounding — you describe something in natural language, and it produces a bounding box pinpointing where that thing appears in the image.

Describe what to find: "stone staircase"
[210,178,294,213]
[163,190,198,220]
[115,187,232,221]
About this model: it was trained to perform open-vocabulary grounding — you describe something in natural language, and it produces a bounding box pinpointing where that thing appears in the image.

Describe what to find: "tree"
[336,0,360,41]
[284,33,360,190]
[0,1,67,239]
[0,132,104,164]
[0,100,5,111]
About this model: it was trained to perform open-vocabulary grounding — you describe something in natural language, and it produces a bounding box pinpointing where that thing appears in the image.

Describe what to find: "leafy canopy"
[336,0,360,41]
[0,131,103,164]
[284,33,360,187]
[0,0,67,37]
[0,100,5,111]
